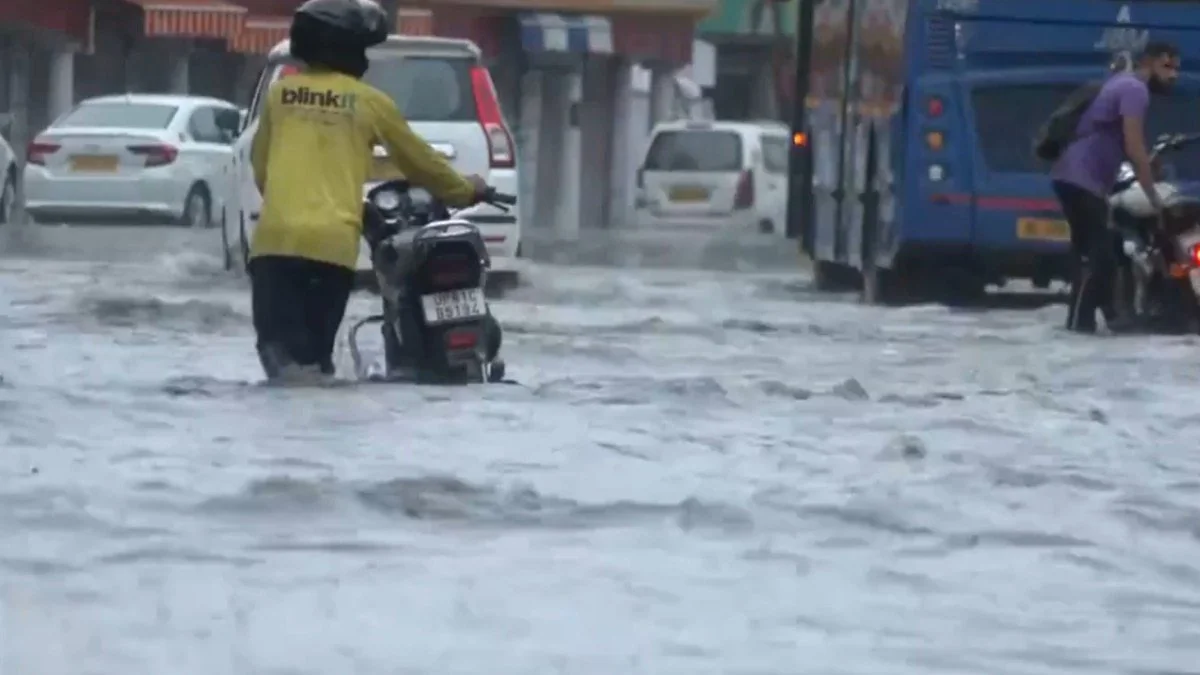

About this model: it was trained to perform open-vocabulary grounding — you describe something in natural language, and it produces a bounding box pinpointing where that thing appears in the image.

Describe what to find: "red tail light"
[427,255,473,288]
[734,170,754,209]
[469,65,515,169]
[27,140,60,166]
[128,144,178,168]
[445,330,478,350]
[1190,243,1200,267]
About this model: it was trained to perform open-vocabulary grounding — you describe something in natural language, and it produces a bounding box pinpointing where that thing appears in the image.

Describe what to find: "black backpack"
[1033,82,1104,163]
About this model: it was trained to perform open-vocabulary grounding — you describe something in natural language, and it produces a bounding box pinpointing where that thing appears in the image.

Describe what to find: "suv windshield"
[364,55,476,122]
[58,103,179,129]
[644,130,744,172]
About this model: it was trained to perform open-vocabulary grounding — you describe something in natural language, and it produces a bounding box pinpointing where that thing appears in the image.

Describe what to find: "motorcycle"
[347,179,516,384]
[1108,132,1200,334]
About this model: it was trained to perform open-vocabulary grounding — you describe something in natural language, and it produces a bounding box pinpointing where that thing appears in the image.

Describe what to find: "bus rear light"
[925,131,944,151]
[927,97,944,117]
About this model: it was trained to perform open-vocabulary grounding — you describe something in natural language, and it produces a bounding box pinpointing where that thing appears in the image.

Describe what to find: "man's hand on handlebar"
[464,174,517,209]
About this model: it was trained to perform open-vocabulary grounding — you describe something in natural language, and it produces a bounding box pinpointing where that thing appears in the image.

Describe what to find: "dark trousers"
[249,255,354,377]
[1052,181,1116,333]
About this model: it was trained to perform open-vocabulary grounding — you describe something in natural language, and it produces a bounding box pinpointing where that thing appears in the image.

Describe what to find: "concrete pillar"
[555,70,582,238]
[5,40,31,231]
[607,61,635,229]
[516,69,542,234]
[169,44,192,94]
[649,67,675,125]
[48,46,76,123]
[534,70,565,235]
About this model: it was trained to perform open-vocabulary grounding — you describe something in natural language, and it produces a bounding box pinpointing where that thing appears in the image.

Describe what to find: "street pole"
[785,0,816,248]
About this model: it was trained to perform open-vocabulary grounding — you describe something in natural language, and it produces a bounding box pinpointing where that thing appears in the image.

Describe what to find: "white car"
[0,129,15,225]
[23,94,240,228]
[229,35,523,289]
[634,120,791,235]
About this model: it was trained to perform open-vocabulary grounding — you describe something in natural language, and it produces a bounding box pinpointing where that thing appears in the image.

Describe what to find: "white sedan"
[0,125,14,225]
[23,94,240,227]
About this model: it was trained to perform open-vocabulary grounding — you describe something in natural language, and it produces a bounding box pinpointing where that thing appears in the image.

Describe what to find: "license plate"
[668,185,710,202]
[1016,217,1070,242]
[420,287,486,325]
[69,155,118,172]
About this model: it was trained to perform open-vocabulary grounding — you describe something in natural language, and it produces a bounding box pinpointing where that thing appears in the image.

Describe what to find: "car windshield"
[364,54,476,122]
[57,102,179,129]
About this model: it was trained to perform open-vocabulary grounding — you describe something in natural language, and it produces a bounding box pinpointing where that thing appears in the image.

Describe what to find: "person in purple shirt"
[1051,42,1180,334]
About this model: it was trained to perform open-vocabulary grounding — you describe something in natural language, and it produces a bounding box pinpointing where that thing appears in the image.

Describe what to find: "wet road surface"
[2,245,1200,674]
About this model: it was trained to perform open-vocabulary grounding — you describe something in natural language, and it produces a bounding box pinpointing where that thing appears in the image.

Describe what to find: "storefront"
[698,0,795,121]
[426,0,714,232]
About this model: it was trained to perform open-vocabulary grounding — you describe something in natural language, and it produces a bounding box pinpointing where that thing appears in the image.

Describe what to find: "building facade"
[698,0,795,121]
[1,0,720,232]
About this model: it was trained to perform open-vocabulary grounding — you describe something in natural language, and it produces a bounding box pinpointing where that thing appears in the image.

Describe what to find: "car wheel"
[0,167,15,225]
[181,184,211,229]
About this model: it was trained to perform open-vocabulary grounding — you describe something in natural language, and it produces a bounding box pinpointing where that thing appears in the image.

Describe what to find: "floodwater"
[2,234,1200,674]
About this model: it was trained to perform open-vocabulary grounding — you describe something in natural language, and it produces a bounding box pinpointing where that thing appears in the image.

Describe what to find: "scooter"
[1108,132,1200,334]
[347,180,516,383]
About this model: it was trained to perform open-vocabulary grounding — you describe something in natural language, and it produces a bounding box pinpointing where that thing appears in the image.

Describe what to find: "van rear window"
[644,130,743,172]
[365,56,476,122]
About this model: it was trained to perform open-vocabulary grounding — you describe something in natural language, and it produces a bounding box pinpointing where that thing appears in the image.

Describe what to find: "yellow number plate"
[668,185,710,202]
[1016,217,1071,242]
[69,155,119,172]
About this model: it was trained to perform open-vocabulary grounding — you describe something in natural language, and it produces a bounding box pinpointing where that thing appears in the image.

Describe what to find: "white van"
[225,35,523,287]
[634,120,790,235]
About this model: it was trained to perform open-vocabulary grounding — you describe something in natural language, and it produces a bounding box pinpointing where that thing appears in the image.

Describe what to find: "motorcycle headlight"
[373,189,401,211]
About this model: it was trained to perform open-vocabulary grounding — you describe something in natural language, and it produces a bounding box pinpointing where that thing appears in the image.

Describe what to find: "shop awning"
[228,15,290,54]
[123,0,246,40]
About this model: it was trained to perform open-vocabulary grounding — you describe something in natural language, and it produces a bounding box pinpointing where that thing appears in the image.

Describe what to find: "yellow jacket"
[249,70,477,270]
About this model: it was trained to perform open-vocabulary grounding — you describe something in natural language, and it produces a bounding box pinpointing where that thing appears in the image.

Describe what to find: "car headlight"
[373,189,401,211]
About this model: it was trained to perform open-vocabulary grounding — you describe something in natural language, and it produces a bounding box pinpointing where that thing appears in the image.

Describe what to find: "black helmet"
[290,0,389,78]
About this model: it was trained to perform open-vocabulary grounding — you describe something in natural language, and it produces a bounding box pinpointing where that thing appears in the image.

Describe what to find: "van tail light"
[445,329,478,350]
[27,140,60,166]
[469,65,515,169]
[128,143,178,168]
[734,170,754,209]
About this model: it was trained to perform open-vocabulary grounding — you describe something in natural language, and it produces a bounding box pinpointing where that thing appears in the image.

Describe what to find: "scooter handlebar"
[485,190,517,206]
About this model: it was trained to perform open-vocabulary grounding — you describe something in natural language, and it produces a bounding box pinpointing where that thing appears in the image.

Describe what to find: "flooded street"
[3,241,1200,674]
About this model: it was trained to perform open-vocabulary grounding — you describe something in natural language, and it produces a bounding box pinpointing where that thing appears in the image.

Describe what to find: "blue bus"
[796,0,1200,303]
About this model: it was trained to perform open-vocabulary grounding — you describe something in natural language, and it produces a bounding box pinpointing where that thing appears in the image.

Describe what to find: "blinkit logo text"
[281,87,357,112]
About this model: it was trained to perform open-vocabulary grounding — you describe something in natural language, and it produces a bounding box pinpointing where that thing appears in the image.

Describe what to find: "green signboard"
[698,0,796,37]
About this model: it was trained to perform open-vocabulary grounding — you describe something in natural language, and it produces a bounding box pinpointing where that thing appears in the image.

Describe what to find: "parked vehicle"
[791,0,1200,304]
[1109,132,1200,334]
[348,178,515,384]
[0,128,15,225]
[634,120,790,235]
[230,35,523,292]
[22,94,240,228]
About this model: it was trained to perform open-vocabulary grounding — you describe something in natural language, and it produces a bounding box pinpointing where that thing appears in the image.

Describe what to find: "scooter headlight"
[373,189,402,211]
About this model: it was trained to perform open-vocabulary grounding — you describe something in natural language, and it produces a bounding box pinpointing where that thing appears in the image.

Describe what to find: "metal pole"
[785,0,816,246]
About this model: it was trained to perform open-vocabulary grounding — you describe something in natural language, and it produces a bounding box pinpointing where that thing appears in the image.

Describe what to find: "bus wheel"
[812,260,860,292]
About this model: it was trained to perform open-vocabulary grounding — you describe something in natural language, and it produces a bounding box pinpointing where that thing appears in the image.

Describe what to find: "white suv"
[634,120,790,235]
[228,35,523,290]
